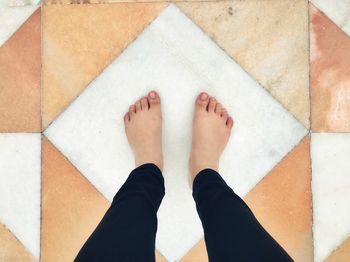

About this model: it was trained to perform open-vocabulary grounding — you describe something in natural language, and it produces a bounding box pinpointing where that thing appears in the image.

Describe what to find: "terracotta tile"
[244,136,313,261]
[42,3,167,130]
[41,137,165,260]
[326,236,350,262]
[0,223,34,261]
[0,9,41,132]
[310,5,350,132]
[177,0,309,128]
[180,239,207,262]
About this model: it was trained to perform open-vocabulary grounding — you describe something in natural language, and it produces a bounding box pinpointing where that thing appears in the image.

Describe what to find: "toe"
[196,92,209,109]
[135,101,141,112]
[215,103,222,115]
[129,105,136,115]
[140,97,149,110]
[148,91,160,107]
[221,109,228,120]
[226,117,234,129]
[208,97,216,112]
[124,112,130,123]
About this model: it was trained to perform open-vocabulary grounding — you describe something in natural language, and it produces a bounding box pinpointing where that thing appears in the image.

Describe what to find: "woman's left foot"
[124,91,163,171]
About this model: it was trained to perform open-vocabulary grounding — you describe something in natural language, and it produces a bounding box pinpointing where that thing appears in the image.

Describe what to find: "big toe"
[196,92,210,110]
[148,91,160,108]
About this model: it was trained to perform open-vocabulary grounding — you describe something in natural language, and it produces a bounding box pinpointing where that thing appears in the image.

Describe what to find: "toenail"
[149,91,156,99]
[200,93,208,100]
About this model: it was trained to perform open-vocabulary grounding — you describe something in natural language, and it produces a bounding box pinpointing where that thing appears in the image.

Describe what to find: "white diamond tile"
[311,133,350,262]
[44,4,307,260]
[311,0,350,37]
[0,2,38,47]
[0,133,41,259]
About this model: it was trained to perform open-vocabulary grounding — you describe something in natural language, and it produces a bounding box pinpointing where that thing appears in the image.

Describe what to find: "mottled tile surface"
[44,4,307,260]
[42,2,167,129]
[177,0,309,128]
[0,9,41,132]
[311,0,350,37]
[0,1,38,47]
[0,224,34,262]
[0,134,41,259]
[310,5,350,132]
[182,136,313,262]
[311,133,350,262]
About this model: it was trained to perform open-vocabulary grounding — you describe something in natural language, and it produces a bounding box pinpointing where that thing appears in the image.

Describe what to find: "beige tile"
[326,236,350,262]
[42,2,167,129]
[244,136,313,261]
[180,239,207,262]
[0,223,34,261]
[177,0,309,128]
[0,9,41,132]
[310,5,350,132]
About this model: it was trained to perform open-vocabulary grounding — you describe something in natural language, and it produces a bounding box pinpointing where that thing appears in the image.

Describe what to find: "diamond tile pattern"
[0,1,350,262]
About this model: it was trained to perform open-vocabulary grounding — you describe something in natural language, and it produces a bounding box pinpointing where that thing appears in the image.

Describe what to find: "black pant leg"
[75,163,165,262]
[192,169,293,262]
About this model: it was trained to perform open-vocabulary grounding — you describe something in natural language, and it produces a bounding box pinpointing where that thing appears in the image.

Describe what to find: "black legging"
[75,163,293,262]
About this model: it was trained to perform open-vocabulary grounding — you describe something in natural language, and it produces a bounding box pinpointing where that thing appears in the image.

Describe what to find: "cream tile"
[0,2,38,47]
[311,0,350,37]
[42,3,167,129]
[177,0,309,128]
[0,134,41,259]
[44,4,307,260]
[311,133,350,262]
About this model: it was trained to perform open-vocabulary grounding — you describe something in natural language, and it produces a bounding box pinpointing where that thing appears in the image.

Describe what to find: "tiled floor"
[0,1,349,261]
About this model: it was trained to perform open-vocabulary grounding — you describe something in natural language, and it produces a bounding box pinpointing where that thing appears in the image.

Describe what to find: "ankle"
[189,155,219,181]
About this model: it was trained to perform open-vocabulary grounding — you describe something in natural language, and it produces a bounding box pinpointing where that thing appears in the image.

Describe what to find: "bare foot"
[189,92,234,185]
[124,91,163,171]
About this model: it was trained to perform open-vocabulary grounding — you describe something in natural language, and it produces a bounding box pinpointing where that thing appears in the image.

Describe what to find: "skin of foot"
[124,91,163,171]
[189,92,234,185]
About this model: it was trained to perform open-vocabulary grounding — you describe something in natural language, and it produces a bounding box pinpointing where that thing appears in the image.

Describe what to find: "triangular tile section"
[310,5,350,132]
[0,2,38,47]
[181,136,312,262]
[326,237,350,262]
[42,2,167,129]
[311,0,350,37]
[312,133,350,262]
[0,134,41,259]
[0,223,34,262]
[41,137,165,261]
[44,4,307,260]
[177,0,309,128]
[0,8,41,132]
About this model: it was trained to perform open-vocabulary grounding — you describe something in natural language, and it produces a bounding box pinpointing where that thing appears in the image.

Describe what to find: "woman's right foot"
[189,92,234,185]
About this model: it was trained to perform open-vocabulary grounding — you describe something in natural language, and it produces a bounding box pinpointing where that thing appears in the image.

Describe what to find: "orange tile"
[244,136,313,261]
[0,9,41,132]
[326,236,350,262]
[42,3,167,130]
[310,5,350,132]
[181,136,312,262]
[0,223,34,261]
[180,239,207,262]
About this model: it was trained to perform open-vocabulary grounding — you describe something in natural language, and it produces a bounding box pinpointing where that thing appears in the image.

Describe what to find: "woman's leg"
[75,164,164,262]
[192,169,292,261]
[76,91,164,262]
[190,92,292,261]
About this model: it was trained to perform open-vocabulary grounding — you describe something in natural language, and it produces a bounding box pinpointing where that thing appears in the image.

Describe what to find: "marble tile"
[42,2,167,129]
[0,134,41,259]
[182,136,313,262]
[177,0,309,128]
[311,0,350,37]
[0,223,34,262]
[311,133,350,262]
[0,8,41,132]
[326,237,350,262]
[41,137,166,261]
[0,1,38,47]
[310,5,350,132]
[44,4,307,260]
